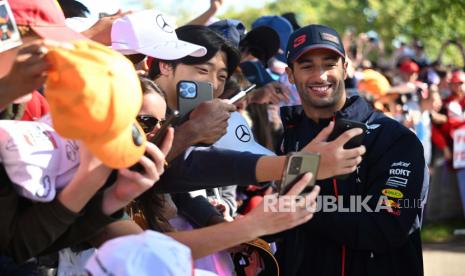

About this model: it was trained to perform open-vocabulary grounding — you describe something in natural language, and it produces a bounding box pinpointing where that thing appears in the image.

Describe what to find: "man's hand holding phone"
[302,121,366,180]
[188,99,236,145]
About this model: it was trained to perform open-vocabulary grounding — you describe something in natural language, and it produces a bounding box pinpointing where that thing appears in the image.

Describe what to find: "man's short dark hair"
[148,25,240,80]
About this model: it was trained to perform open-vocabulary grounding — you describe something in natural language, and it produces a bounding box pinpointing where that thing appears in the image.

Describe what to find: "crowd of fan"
[0,0,459,275]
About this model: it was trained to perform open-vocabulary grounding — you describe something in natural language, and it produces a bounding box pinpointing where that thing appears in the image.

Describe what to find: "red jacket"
[20,91,49,121]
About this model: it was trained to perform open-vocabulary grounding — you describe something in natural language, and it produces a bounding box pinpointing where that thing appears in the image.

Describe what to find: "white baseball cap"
[111,9,207,60]
[214,112,276,156]
[0,115,80,202]
[85,230,217,276]
[65,17,99,33]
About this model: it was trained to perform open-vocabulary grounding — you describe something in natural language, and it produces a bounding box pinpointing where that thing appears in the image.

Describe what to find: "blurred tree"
[220,0,465,67]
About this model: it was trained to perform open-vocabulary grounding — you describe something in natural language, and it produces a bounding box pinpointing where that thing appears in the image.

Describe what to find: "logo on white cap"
[214,112,275,156]
[235,125,251,142]
[111,9,207,60]
[156,14,174,33]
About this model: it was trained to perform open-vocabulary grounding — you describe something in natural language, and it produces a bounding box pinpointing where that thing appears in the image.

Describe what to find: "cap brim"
[31,25,87,42]
[240,61,274,87]
[450,78,465,83]
[85,122,146,169]
[244,239,279,275]
[113,40,207,60]
[288,44,345,64]
[241,26,280,62]
[65,17,99,33]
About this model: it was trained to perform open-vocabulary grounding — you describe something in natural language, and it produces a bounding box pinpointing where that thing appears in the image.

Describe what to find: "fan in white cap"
[213,112,275,156]
[85,230,217,276]
[111,9,207,60]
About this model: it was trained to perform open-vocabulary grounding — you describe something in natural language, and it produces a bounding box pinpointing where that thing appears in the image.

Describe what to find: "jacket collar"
[281,96,374,129]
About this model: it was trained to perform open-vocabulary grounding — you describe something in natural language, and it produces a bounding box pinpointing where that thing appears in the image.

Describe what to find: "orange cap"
[45,40,146,168]
[358,69,391,97]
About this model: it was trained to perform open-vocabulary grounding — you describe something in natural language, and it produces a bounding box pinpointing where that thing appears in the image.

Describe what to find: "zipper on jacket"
[332,116,347,276]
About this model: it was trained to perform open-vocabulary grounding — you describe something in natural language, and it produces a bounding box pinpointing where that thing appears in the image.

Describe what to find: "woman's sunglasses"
[136,115,165,133]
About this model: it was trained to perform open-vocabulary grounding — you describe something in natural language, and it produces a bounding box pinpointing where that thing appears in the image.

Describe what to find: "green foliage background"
[219,0,465,67]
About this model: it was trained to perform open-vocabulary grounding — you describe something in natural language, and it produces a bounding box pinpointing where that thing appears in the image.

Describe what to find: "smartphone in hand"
[150,110,180,146]
[129,110,180,174]
[177,80,213,117]
[279,152,320,195]
[328,119,367,149]
[327,118,367,180]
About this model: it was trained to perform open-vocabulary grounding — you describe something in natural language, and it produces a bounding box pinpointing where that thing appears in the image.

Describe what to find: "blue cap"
[252,15,293,63]
[286,24,345,65]
[240,61,274,87]
[208,19,246,47]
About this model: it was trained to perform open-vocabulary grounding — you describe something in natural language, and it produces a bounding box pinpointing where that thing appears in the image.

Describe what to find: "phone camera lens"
[290,157,303,175]
[179,82,197,99]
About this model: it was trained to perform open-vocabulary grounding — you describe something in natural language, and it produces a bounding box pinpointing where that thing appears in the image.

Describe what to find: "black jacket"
[275,96,428,276]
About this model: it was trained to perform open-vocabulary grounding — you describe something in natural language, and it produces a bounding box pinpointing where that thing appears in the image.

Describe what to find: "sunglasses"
[136,115,165,133]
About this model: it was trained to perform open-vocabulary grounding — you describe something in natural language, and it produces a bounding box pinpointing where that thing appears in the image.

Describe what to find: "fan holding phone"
[129,77,176,173]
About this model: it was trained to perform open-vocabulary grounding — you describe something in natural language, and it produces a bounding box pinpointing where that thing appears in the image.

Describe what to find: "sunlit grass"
[422,220,465,243]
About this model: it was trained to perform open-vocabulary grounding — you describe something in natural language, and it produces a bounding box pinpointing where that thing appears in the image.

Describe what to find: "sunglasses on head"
[136,115,165,133]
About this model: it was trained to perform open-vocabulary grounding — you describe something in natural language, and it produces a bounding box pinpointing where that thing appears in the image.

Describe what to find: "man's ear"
[158,61,173,76]
[285,66,295,84]
[343,59,349,80]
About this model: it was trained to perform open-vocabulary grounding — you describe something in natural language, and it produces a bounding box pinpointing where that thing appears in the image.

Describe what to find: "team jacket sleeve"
[155,147,262,193]
[39,192,125,256]
[306,132,426,253]
[172,193,223,227]
[0,182,79,263]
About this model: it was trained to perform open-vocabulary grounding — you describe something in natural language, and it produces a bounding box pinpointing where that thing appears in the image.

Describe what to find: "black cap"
[208,19,280,64]
[286,24,345,65]
[240,26,280,64]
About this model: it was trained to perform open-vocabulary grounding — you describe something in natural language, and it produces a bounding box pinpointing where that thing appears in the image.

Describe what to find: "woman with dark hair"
[129,77,177,233]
